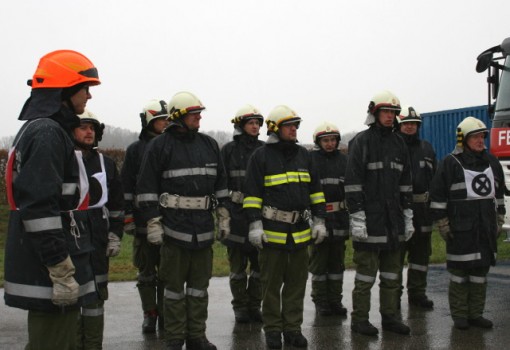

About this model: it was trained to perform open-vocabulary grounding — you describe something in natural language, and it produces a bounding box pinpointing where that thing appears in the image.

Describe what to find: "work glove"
[216,206,231,240]
[497,214,506,238]
[248,220,267,249]
[403,208,415,241]
[350,211,368,240]
[106,232,121,257]
[147,216,164,245]
[311,217,327,244]
[435,217,452,241]
[124,214,135,235]
[47,256,79,307]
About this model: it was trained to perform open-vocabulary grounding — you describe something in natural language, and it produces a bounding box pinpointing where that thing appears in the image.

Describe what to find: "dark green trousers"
[77,286,107,350]
[227,246,261,311]
[398,233,432,299]
[448,266,490,320]
[351,249,402,323]
[26,309,80,350]
[259,247,309,333]
[159,243,213,341]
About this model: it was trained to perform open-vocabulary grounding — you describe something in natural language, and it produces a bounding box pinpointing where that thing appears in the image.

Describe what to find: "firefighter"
[429,116,505,330]
[309,122,349,317]
[219,105,265,323]
[121,99,169,333]
[73,110,124,349]
[395,106,437,310]
[136,91,228,350]
[243,105,327,349]
[4,50,100,350]
[345,90,414,336]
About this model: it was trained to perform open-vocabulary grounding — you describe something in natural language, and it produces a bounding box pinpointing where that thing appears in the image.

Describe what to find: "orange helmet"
[30,50,100,89]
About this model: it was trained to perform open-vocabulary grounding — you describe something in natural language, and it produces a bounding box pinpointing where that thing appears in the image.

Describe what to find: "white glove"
[350,211,368,240]
[216,206,231,240]
[312,217,327,244]
[106,232,121,257]
[124,214,135,235]
[435,217,452,241]
[248,220,267,249]
[147,216,164,245]
[47,256,79,306]
[497,214,505,238]
[403,208,415,241]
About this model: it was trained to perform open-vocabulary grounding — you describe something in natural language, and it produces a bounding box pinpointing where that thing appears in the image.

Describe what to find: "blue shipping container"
[420,105,491,160]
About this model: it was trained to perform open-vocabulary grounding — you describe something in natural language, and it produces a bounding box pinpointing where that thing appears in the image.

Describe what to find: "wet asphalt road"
[2,261,510,350]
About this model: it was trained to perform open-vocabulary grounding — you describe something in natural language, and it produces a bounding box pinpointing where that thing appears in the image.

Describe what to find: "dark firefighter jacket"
[136,127,229,250]
[429,149,505,269]
[345,125,412,251]
[4,107,96,312]
[243,139,326,251]
[84,150,124,292]
[220,134,264,250]
[310,148,349,240]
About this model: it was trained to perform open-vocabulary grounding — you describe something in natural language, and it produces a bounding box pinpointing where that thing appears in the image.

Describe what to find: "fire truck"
[476,37,510,240]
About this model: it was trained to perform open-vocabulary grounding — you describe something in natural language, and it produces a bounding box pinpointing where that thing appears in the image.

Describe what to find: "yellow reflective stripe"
[293,228,311,243]
[263,228,311,244]
[310,192,325,204]
[264,171,311,187]
[243,196,263,209]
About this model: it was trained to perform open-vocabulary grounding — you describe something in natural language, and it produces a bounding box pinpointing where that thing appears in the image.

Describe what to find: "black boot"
[315,302,333,316]
[329,302,347,316]
[234,308,250,323]
[381,314,410,335]
[468,316,493,329]
[186,336,217,350]
[351,320,379,336]
[409,295,434,309]
[283,330,308,348]
[166,339,184,350]
[265,331,282,349]
[142,309,158,333]
[453,317,469,330]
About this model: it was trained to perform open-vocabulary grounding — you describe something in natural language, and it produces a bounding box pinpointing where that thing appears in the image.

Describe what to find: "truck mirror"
[476,51,493,73]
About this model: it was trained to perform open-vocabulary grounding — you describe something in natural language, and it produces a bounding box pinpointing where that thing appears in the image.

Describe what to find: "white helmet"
[140,99,168,129]
[396,105,421,124]
[313,122,341,145]
[231,104,264,126]
[265,105,301,135]
[454,116,488,153]
[167,91,205,121]
[365,90,401,125]
[77,109,104,142]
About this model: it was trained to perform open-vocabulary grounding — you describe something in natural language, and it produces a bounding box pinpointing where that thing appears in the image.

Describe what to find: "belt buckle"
[290,211,299,224]
[159,193,170,208]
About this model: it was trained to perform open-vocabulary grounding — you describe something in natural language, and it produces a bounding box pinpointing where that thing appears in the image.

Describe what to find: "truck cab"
[477,37,510,239]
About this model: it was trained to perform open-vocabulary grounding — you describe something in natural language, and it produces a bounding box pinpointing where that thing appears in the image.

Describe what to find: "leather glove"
[124,214,135,235]
[350,211,368,240]
[435,217,452,241]
[248,220,267,249]
[403,208,415,241]
[106,232,121,257]
[47,256,79,306]
[497,214,506,238]
[216,206,231,240]
[312,217,327,244]
[147,216,164,245]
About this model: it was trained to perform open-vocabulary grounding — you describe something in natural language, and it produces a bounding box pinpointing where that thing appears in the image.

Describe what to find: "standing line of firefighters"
[3,50,505,350]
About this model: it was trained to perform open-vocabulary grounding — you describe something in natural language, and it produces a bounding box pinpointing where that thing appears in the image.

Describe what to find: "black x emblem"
[472,174,492,196]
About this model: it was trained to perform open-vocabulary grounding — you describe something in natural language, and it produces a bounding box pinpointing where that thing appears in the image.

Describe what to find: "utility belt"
[412,192,429,203]
[159,193,214,210]
[325,201,346,213]
[230,191,244,204]
[262,205,308,224]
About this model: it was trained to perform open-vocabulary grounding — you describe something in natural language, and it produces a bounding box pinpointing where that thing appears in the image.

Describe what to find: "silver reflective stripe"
[450,274,468,284]
[230,272,247,280]
[497,198,505,205]
[215,189,229,199]
[380,272,399,280]
[197,231,214,242]
[109,211,123,218]
[4,281,52,299]
[225,234,245,244]
[367,162,383,170]
[321,178,341,185]
[95,274,109,284]
[419,160,426,168]
[408,263,428,272]
[332,229,349,237]
[163,226,192,242]
[344,184,362,192]
[447,252,481,262]
[23,216,62,232]
[469,275,487,284]
[186,287,207,298]
[163,167,217,178]
[328,273,344,281]
[136,193,159,202]
[165,289,185,300]
[79,281,97,296]
[352,235,388,243]
[391,162,404,172]
[250,271,260,279]
[81,306,104,317]
[400,185,412,193]
[421,225,433,233]
[430,201,447,209]
[450,182,466,191]
[311,274,327,282]
[355,273,376,283]
[62,183,77,195]
[230,170,246,178]
[124,193,134,201]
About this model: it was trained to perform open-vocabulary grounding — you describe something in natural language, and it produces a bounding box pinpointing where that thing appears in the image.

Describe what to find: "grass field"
[1,204,510,287]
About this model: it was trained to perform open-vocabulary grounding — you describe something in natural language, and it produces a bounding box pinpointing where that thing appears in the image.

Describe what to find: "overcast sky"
[1,0,509,143]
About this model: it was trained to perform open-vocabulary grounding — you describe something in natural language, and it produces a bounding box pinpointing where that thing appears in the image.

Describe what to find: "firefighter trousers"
[398,233,432,299]
[227,246,261,312]
[26,309,80,350]
[448,266,490,320]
